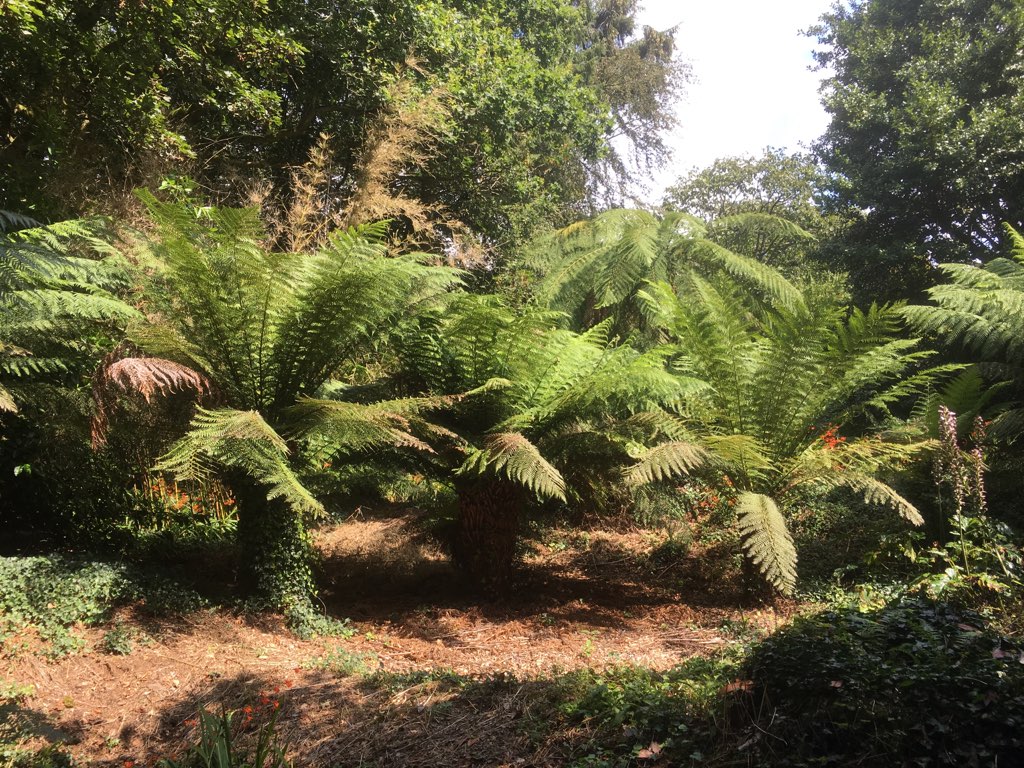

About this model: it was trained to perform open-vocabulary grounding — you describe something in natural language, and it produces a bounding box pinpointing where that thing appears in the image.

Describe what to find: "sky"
[635,0,835,201]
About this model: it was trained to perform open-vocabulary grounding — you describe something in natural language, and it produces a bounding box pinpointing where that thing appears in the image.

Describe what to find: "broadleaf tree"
[811,0,1024,300]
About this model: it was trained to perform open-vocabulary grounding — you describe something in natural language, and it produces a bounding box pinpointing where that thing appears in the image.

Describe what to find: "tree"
[395,294,701,591]
[0,0,683,253]
[663,149,842,276]
[811,0,1024,299]
[573,0,689,197]
[94,195,460,608]
[664,149,827,227]
[637,277,948,593]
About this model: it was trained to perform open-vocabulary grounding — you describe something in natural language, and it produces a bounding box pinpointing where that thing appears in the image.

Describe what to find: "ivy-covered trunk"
[453,478,523,595]
[229,471,315,608]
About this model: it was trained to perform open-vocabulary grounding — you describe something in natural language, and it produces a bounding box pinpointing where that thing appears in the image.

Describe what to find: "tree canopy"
[811,0,1024,298]
[0,0,684,252]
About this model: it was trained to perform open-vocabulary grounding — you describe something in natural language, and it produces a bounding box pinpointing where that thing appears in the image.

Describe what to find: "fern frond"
[0,382,16,413]
[736,492,797,595]
[97,356,210,403]
[156,408,324,517]
[459,432,567,500]
[288,396,447,456]
[91,355,211,447]
[704,434,774,473]
[688,238,805,312]
[623,440,710,485]
[820,471,924,526]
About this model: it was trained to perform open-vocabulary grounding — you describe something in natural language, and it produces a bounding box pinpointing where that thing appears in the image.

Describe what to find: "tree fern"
[100,196,460,605]
[623,440,710,485]
[637,274,939,592]
[903,223,1024,441]
[394,293,698,589]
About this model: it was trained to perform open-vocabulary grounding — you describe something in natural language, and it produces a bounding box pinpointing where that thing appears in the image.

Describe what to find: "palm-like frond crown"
[636,277,945,592]
[903,223,1024,440]
[397,294,707,502]
[106,196,463,518]
[523,208,807,330]
[132,192,462,415]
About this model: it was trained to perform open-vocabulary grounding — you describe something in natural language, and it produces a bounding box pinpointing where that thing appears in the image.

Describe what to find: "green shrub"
[0,556,204,657]
[282,600,356,642]
[745,599,1024,765]
[301,645,376,677]
[557,655,742,767]
[0,557,126,656]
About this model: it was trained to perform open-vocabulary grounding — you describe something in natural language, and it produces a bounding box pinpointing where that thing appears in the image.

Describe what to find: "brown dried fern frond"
[285,133,340,253]
[92,352,210,447]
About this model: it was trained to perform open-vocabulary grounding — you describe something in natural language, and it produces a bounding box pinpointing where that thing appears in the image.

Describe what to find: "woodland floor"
[1,509,802,767]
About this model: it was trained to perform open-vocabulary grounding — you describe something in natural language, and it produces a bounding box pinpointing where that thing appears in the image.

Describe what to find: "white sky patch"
[633,0,835,203]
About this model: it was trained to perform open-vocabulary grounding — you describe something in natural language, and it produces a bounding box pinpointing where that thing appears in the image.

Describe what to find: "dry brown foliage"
[91,351,209,448]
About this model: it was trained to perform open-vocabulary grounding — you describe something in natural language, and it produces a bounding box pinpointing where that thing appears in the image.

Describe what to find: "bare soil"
[1,509,800,766]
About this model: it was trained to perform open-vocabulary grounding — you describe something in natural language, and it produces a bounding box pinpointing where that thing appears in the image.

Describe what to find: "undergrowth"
[744,599,1024,765]
[0,556,204,657]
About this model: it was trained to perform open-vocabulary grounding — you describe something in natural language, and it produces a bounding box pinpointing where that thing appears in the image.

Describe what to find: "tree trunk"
[452,478,523,595]
[230,471,315,608]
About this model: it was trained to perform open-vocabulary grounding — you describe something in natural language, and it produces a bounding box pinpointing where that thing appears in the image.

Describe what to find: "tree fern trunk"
[453,478,523,595]
[230,471,315,608]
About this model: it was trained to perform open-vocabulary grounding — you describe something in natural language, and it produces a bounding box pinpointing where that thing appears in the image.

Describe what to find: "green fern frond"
[157,408,324,517]
[820,471,924,526]
[688,239,805,312]
[736,492,797,595]
[623,440,710,485]
[703,434,774,472]
[459,431,567,500]
[288,396,448,456]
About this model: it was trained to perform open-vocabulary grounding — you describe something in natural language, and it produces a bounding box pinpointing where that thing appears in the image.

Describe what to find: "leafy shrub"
[0,557,127,656]
[301,645,376,677]
[282,600,356,642]
[745,599,1024,765]
[100,622,147,655]
[789,486,907,585]
[557,656,742,766]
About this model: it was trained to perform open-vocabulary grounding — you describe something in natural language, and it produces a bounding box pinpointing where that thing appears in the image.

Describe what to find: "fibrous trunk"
[230,471,315,608]
[453,478,523,595]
